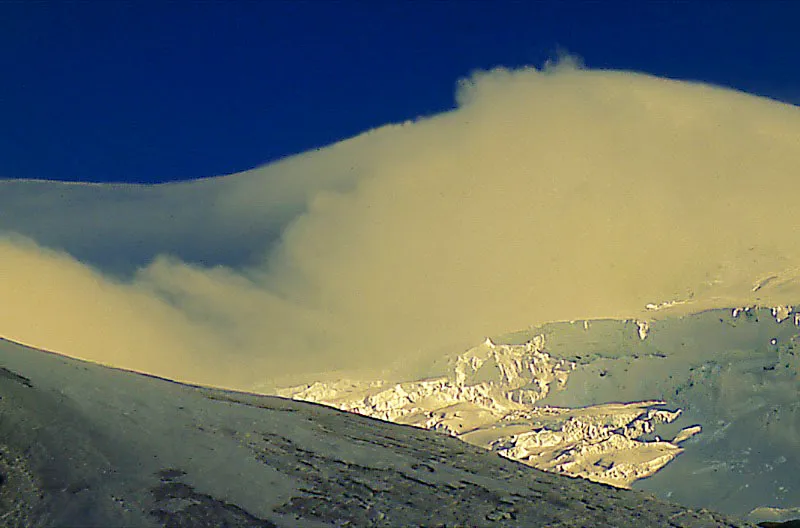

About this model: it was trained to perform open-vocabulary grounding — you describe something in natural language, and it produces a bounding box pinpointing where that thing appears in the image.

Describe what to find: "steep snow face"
[276,306,800,521]
[277,337,694,488]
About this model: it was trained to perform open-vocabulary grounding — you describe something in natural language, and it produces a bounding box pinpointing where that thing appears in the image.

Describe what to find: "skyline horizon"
[2,2,799,184]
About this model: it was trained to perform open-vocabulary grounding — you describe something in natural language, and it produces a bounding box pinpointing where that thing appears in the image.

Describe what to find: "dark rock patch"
[759,520,800,528]
[150,472,277,528]
[0,444,45,528]
[0,367,33,388]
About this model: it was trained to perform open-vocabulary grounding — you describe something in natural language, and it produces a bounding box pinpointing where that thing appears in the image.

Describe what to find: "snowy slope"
[0,336,754,527]
[276,337,693,488]
[275,306,800,524]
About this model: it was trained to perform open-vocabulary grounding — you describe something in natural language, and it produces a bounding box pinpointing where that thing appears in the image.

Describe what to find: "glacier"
[277,336,692,488]
[275,305,800,523]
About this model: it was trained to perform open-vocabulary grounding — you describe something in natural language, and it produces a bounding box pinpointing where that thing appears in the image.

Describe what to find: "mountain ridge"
[0,335,756,527]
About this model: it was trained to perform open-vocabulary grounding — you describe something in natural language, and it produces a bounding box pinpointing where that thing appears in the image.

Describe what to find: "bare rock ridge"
[0,337,752,527]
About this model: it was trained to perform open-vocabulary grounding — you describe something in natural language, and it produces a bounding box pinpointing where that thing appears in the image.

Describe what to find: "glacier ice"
[276,306,800,519]
[278,335,689,488]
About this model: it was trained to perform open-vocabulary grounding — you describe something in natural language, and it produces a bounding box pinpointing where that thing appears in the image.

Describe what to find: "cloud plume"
[2,64,799,390]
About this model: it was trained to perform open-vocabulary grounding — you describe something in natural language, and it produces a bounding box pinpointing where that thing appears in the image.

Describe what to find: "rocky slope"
[0,336,754,527]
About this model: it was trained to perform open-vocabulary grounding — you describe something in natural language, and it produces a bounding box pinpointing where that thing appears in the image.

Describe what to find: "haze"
[2,64,799,390]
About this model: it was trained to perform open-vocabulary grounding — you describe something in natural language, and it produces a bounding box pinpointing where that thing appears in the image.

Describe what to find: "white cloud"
[2,64,799,390]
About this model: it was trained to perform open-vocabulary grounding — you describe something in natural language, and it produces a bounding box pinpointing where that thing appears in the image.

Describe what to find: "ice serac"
[278,336,688,488]
[278,306,800,519]
[489,402,685,487]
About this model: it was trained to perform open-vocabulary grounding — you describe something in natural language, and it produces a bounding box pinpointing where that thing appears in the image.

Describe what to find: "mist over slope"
[1,63,799,390]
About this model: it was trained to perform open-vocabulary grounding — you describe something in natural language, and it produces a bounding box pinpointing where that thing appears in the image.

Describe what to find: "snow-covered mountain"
[277,336,692,488]
[275,306,800,524]
[0,334,758,527]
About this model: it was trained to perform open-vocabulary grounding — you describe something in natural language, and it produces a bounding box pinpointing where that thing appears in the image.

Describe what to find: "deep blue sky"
[2,1,798,184]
